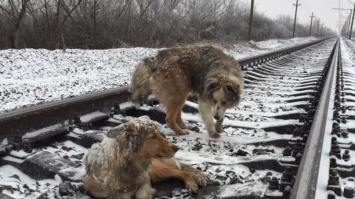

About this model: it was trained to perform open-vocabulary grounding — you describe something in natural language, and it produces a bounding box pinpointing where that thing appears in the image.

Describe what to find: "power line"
[333,7,354,38]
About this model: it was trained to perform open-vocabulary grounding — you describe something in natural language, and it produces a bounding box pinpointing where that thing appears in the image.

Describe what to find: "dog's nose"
[214,115,220,120]
[173,145,180,153]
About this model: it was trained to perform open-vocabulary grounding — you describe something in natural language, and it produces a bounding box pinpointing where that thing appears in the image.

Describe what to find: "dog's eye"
[221,101,227,105]
[226,84,236,94]
[208,82,219,90]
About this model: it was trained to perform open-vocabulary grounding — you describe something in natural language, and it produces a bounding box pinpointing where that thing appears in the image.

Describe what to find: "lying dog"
[83,116,179,199]
[131,46,243,138]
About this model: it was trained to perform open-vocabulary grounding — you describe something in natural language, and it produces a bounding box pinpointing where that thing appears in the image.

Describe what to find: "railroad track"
[0,37,354,199]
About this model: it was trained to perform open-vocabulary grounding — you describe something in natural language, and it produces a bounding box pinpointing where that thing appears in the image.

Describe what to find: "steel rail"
[238,37,332,70]
[0,38,331,141]
[0,86,131,141]
[290,39,339,199]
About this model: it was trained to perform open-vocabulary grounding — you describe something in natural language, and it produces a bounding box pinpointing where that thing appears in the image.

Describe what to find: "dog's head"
[106,116,178,159]
[204,74,243,120]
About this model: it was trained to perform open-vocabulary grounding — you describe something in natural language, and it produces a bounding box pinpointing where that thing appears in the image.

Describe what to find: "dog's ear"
[106,123,131,138]
[108,119,154,156]
[107,117,153,138]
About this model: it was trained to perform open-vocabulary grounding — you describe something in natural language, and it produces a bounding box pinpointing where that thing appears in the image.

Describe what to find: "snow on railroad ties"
[0,165,62,198]
[0,36,326,198]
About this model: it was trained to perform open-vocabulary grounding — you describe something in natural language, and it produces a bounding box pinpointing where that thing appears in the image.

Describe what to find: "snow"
[2,156,25,164]
[185,100,306,117]
[79,111,108,123]
[0,48,157,113]
[22,123,67,140]
[9,149,35,159]
[0,37,317,113]
[0,165,61,198]
[252,37,317,49]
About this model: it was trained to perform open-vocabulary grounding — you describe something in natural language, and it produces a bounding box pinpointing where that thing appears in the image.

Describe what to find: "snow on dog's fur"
[83,116,178,199]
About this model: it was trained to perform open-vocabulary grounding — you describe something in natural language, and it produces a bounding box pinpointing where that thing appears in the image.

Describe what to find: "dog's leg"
[149,158,208,193]
[171,170,199,193]
[166,101,189,135]
[176,111,196,130]
[176,111,187,129]
[151,167,199,193]
[179,163,208,187]
[214,105,227,133]
[215,118,224,133]
[136,182,154,199]
[198,99,220,138]
[119,191,135,199]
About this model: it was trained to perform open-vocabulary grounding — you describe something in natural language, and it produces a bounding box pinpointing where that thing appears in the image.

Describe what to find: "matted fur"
[83,116,177,199]
[131,46,243,138]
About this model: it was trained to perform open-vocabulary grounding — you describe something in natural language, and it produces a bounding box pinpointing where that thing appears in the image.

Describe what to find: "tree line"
[0,0,335,49]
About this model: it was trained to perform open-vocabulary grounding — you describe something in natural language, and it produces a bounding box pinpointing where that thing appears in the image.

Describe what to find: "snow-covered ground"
[0,37,317,113]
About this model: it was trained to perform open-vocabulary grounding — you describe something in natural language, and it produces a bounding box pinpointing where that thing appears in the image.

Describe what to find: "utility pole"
[309,12,314,36]
[316,19,321,37]
[248,0,254,40]
[348,0,355,39]
[337,21,344,36]
[292,0,301,37]
[344,20,348,36]
[348,10,353,37]
[345,15,350,38]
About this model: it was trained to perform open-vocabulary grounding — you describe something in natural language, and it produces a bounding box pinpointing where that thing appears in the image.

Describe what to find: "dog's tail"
[130,58,153,106]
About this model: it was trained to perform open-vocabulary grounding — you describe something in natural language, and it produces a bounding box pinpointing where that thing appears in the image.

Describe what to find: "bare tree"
[0,0,336,49]
[0,0,30,48]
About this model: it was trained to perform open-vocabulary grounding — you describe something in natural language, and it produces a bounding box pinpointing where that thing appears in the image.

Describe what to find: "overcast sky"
[241,0,355,34]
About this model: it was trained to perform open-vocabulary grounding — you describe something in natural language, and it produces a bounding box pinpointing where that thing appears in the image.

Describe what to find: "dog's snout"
[173,145,180,153]
[214,115,220,120]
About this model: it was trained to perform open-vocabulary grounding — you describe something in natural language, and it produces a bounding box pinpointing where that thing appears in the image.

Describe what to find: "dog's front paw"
[184,124,199,132]
[194,173,208,187]
[208,130,220,138]
[186,180,198,193]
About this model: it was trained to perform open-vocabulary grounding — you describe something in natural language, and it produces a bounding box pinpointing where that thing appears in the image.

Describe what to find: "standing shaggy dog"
[83,116,178,199]
[131,46,243,138]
